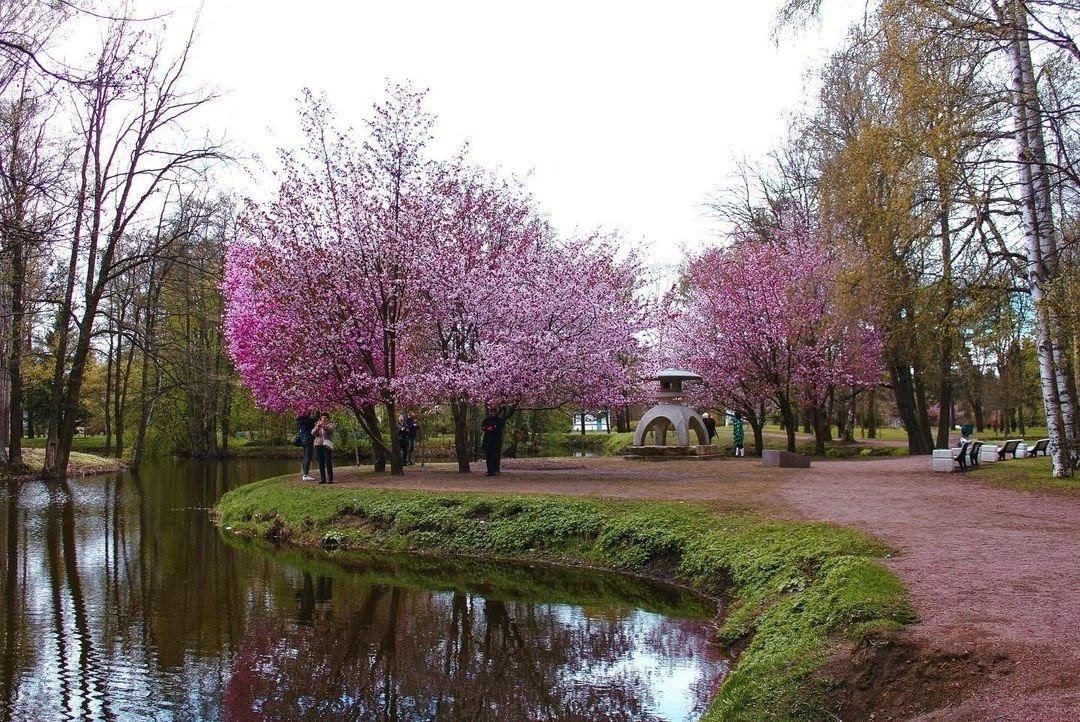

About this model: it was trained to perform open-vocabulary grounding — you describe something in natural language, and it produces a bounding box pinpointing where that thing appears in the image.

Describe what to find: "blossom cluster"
[223,84,649,422]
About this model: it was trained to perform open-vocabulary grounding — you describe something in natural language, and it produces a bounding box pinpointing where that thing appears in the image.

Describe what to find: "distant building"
[570,413,610,433]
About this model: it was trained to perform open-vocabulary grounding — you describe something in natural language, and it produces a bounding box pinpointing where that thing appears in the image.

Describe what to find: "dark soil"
[325,454,1080,721]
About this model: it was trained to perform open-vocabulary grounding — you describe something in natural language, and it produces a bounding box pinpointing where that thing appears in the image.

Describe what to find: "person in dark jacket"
[702,412,717,443]
[402,413,418,465]
[480,408,505,476]
[959,423,974,446]
[297,409,318,481]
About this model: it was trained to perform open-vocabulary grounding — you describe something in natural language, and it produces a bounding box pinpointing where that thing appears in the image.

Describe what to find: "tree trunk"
[749,414,764,456]
[935,335,954,449]
[384,399,403,475]
[114,320,138,460]
[5,239,23,465]
[867,389,878,439]
[352,403,387,472]
[103,335,114,457]
[935,176,956,450]
[450,400,471,473]
[111,327,123,459]
[0,272,8,465]
[891,359,932,454]
[809,404,828,456]
[43,234,80,477]
[840,392,858,443]
[130,362,156,471]
[777,396,797,452]
[1007,1,1077,476]
[130,271,163,471]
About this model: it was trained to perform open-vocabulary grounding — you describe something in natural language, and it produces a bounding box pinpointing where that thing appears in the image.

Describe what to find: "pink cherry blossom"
[224,84,649,473]
[668,217,883,453]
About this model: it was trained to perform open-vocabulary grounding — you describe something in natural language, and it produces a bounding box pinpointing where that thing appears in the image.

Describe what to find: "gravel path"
[334,454,1080,720]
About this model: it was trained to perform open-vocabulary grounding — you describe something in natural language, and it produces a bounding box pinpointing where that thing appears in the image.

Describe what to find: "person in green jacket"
[732,413,745,457]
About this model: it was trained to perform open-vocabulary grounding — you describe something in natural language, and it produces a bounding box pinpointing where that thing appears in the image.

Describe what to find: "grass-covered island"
[214,476,916,721]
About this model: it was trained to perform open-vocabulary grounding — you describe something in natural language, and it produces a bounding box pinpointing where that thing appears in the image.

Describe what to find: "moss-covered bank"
[214,478,916,720]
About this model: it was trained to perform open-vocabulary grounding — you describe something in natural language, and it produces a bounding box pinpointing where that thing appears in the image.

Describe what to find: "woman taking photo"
[312,412,335,484]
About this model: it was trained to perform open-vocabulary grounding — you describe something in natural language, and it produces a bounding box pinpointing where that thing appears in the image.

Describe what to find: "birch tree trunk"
[1007,1,1077,476]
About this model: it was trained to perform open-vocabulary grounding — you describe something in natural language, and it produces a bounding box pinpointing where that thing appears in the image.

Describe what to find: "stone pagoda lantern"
[627,368,715,458]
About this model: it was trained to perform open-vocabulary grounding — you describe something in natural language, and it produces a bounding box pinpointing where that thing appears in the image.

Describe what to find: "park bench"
[997,438,1023,460]
[967,440,984,468]
[1028,438,1050,457]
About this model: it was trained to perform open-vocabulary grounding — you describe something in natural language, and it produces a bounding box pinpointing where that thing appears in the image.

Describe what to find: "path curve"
[334,455,1080,720]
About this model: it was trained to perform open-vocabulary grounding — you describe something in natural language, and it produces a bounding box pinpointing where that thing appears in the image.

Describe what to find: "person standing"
[297,409,318,481]
[397,415,409,465]
[403,413,418,465]
[702,412,717,443]
[313,412,335,484]
[959,422,974,445]
[732,413,745,457]
[480,408,505,477]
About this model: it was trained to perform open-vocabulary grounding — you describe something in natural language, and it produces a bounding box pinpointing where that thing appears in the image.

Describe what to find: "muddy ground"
[324,454,1080,721]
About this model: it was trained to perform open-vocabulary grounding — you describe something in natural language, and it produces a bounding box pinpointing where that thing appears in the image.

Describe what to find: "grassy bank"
[0,448,128,479]
[972,454,1080,496]
[215,479,915,720]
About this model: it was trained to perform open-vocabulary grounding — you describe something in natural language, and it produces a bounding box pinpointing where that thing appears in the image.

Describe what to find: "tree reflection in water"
[226,573,725,722]
[0,461,725,722]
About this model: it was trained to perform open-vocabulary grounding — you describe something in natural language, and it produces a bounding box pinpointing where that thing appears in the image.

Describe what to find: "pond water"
[0,459,727,721]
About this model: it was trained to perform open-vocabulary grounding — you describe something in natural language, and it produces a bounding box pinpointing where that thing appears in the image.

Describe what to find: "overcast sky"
[126,1,858,270]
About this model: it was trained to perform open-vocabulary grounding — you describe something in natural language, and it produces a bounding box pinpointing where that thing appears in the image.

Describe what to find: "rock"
[761,450,811,468]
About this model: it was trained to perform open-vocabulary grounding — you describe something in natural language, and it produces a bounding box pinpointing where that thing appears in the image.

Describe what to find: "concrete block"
[761,450,811,468]
[931,449,955,472]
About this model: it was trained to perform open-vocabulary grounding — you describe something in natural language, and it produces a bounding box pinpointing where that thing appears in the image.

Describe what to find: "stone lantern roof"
[650,368,704,381]
[650,368,703,403]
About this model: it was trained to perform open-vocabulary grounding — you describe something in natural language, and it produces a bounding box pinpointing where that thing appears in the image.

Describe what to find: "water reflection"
[1,460,726,721]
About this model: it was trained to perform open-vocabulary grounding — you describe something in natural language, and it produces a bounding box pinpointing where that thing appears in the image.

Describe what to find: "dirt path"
[334,455,1080,720]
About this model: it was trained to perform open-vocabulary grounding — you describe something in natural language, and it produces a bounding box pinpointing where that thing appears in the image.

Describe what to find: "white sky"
[126,1,859,271]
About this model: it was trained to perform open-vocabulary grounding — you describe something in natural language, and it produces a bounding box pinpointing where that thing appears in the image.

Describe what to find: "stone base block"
[931,449,956,472]
[625,445,722,460]
[979,445,999,464]
[761,450,811,468]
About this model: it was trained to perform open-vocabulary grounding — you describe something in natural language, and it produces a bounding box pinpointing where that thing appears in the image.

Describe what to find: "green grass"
[21,434,110,453]
[0,448,127,479]
[214,480,915,721]
[972,454,1080,496]
[563,430,635,455]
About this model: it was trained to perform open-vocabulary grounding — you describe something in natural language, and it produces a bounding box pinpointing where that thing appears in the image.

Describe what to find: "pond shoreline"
[214,468,916,721]
[0,449,129,481]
